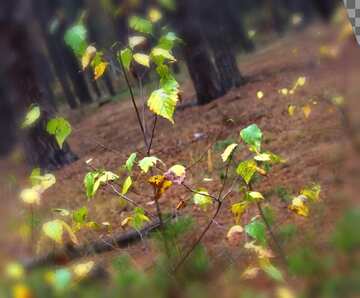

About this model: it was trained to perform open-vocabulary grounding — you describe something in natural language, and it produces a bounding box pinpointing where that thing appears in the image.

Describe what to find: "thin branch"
[182,183,220,203]
[147,115,158,156]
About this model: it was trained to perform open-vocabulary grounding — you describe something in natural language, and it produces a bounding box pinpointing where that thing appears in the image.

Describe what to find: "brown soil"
[1,21,360,289]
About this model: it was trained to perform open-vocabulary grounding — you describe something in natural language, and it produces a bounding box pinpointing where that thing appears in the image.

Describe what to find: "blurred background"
[0,0,360,297]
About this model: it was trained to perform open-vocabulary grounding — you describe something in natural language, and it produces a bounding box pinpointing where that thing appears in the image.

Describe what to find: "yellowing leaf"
[231,202,249,224]
[5,263,25,280]
[151,47,176,64]
[254,153,271,162]
[121,217,132,228]
[276,287,296,298]
[31,173,56,191]
[227,225,244,246]
[81,45,97,70]
[42,220,64,244]
[300,184,321,202]
[236,159,257,185]
[148,175,172,199]
[72,261,95,280]
[244,241,274,259]
[296,76,306,87]
[148,8,162,23]
[241,266,260,280]
[289,195,309,217]
[133,53,150,67]
[288,104,296,116]
[221,143,238,162]
[193,189,212,209]
[128,36,146,49]
[12,283,33,298]
[122,176,132,195]
[20,188,41,205]
[331,95,345,106]
[94,62,108,80]
[247,191,265,202]
[21,105,40,128]
[257,91,264,99]
[147,87,178,123]
[138,156,162,173]
[302,104,312,119]
[279,88,289,96]
[165,164,186,184]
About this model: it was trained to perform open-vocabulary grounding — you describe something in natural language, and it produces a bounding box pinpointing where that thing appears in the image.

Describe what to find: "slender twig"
[147,115,158,156]
[182,183,220,203]
[118,54,149,149]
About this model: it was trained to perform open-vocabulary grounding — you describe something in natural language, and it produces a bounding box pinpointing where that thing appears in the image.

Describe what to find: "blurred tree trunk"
[0,9,77,169]
[171,0,224,105]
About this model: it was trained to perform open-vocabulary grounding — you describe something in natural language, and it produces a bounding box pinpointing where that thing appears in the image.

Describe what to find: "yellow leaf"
[297,76,306,87]
[121,217,132,228]
[289,195,309,217]
[165,164,186,184]
[5,262,25,280]
[20,188,41,205]
[241,266,260,280]
[231,202,249,224]
[302,104,312,119]
[133,53,150,67]
[12,283,33,298]
[276,287,296,298]
[81,45,97,70]
[331,95,345,106]
[226,225,244,246]
[257,91,264,99]
[244,241,274,258]
[72,261,95,280]
[94,62,108,80]
[148,8,162,23]
[122,176,132,195]
[221,143,238,162]
[300,184,321,202]
[279,88,289,96]
[148,175,172,199]
[288,104,296,116]
[168,164,185,177]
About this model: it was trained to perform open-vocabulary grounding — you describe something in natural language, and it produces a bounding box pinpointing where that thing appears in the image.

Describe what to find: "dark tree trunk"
[171,0,225,105]
[313,0,338,21]
[0,82,16,156]
[0,17,77,169]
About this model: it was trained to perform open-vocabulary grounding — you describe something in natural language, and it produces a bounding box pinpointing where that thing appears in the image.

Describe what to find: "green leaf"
[151,47,176,65]
[84,172,97,199]
[21,105,41,128]
[157,32,178,50]
[64,23,88,56]
[158,0,176,11]
[138,156,162,173]
[240,124,263,152]
[245,219,266,245]
[221,143,238,162]
[147,86,179,123]
[131,207,150,230]
[193,189,212,209]
[73,207,88,224]
[129,16,153,35]
[236,160,257,185]
[118,48,133,71]
[30,173,56,191]
[46,117,72,149]
[125,153,137,172]
[122,176,132,195]
[30,168,41,185]
[133,53,150,67]
[259,258,284,282]
[42,220,64,244]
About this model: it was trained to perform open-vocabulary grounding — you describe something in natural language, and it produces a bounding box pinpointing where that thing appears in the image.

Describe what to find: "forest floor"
[1,20,360,293]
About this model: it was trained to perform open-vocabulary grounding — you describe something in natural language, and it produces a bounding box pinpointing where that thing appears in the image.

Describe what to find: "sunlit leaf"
[257,91,264,99]
[276,287,296,298]
[244,241,274,259]
[129,16,153,35]
[31,173,56,191]
[148,8,162,23]
[289,195,309,217]
[46,117,72,149]
[193,189,212,209]
[122,176,132,195]
[157,32,179,50]
[279,88,289,96]
[128,36,146,49]
[5,262,25,280]
[254,153,271,162]
[231,202,249,224]
[288,104,296,116]
[81,45,97,70]
[164,164,186,184]
[240,124,263,152]
[241,266,260,280]
[84,172,98,199]
[133,53,150,67]
[42,220,64,244]
[151,47,176,65]
[227,225,244,246]
[138,156,162,173]
[20,188,41,205]
[118,48,133,71]
[245,219,266,245]
[236,159,257,185]
[72,261,94,280]
[21,105,40,128]
[246,191,265,202]
[147,86,179,123]
[300,184,321,202]
[221,143,238,162]
[94,62,108,80]
[125,152,137,172]
[302,104,312,119]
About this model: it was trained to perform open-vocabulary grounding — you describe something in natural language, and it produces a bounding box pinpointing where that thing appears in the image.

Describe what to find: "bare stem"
[147,115,158,156]
[118,54,149,149]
